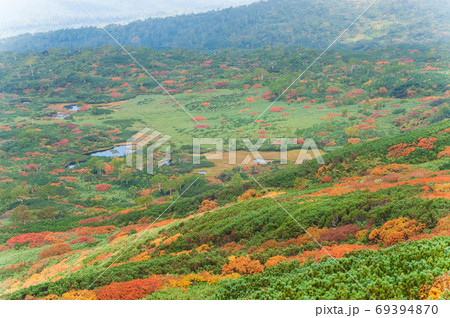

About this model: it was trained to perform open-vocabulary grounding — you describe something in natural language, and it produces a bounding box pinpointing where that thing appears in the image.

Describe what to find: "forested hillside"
[0,0,448,52]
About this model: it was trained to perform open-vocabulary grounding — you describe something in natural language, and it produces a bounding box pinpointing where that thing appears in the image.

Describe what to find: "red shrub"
[95,277,161,300]
[78,216,107,225]
[318,224,361,243]
[262,91,274,101]
[191,116,206,122]
[7,232,52,248]
[342,88,365,101]
[66,124,78,130]
[95,184,111,192]
[392,115,409,126]
[326,87,340,94]
[214,81,229,89]
[70,237,97,244]
[270,106,285,113]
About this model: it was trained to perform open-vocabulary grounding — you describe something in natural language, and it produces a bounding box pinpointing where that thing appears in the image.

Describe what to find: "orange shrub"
[70,236,97,244]
[163,233,182,245]
[370,164,412,176]
[198,200,218,213]
[61,289,97,300]
[104,165,114,175]
[369,217,426,247]
[95,277,161,300]
[222,256,264,275]
[387,143,415,158]
[40,294,59,300]
[321,175,333,183]
[70,225,116,236]
[281,227,329,247]
[315,163,332,179]
[265,255,288,267]
[417,137,437,150]
[431,215,450,237]
[95,184,111,191]
[298,244,378,262]
[166,272,240,290]
[347,138,361,145]
[270,106,285,113]
[421,274,450,300]
[191,116,206,122]
[318,224,361,243]
[39,243,72,259]
[238,189,262,202]
[437,147,450,159]
[219,242,245,253]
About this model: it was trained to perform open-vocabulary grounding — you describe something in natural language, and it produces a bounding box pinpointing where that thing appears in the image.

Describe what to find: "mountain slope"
[1,121,449,300]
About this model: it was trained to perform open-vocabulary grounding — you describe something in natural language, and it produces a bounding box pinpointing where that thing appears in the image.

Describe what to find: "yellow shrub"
[61,289,97,300]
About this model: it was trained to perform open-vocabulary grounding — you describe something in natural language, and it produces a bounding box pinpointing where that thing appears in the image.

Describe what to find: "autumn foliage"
[270,106,285,113]
[318,224,361,243]
[7,232,56,248]
[95,184,111,192]
[39,243,72,259]
[61,290,97,300]
[70,236,97,244]
[238,189,262,202]
[437,146,450,159]
[370,164,412,176]
[265,255,288,267]
[421,274,450,300]
[198,200,218,213]
[387,143,416,158]
[95,277,161,300]
[417,137,437,150]
[369,217,426,247]
[191,116,206,122]
[222,256,264,275]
